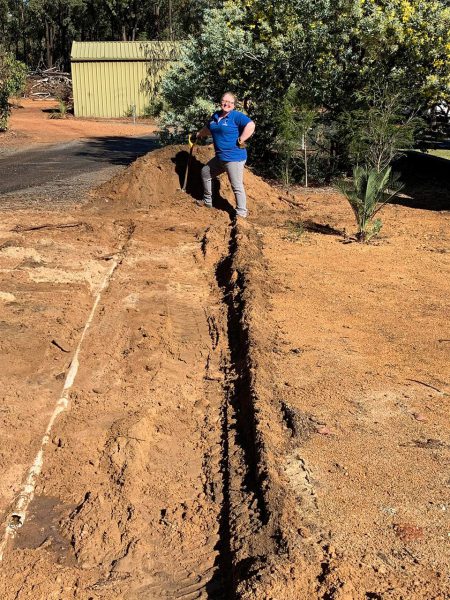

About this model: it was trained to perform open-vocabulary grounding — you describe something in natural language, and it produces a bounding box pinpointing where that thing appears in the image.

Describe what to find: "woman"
[196,92,255,218]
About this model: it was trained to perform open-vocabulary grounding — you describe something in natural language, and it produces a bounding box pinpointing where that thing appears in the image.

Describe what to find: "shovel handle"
[188,133,196,148]
[182,139,195,192]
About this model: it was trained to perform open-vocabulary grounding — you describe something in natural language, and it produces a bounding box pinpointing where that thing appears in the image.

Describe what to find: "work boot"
[195,200,212,208]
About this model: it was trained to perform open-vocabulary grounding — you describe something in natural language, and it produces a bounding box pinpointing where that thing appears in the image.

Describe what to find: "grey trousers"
[201,156,247,217]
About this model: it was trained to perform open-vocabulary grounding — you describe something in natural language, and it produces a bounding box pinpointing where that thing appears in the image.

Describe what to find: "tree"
[157,0,450,179]
[26,0,86,70]
[0,47,27,130]
[273,86,318,187]
[342,86,421,173]
[0,1,218,71]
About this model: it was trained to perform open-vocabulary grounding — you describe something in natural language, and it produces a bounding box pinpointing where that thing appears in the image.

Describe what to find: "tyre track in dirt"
[0,216,129,532]
[0,218,227,598]
[0,221,135,561]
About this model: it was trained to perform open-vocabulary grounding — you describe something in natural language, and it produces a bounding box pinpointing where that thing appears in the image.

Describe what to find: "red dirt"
[1,98,157,148]
[0,134,448,598]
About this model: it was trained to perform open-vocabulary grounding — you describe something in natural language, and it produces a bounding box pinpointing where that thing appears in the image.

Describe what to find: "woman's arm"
[238,121,255,144]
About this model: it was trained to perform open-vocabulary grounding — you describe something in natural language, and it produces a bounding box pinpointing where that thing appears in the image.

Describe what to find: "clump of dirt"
[94,144,285,217]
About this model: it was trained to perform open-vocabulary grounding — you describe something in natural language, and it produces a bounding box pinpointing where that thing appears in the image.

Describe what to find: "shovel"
[181,133,197,192]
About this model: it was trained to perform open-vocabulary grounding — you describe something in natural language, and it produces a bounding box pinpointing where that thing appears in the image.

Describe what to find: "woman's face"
[220,94,235,114]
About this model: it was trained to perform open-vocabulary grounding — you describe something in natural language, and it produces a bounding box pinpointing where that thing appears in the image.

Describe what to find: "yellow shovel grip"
[188,133,197,148]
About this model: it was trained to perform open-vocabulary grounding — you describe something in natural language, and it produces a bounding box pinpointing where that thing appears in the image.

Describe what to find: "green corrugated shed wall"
[71,41,180,118]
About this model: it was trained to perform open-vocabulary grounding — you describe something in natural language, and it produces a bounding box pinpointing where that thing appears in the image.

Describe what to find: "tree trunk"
[168,0,173,40]
[131,0,138,41]
[45,21,54,69]
[153,3,160,39]
[304,138,308,188]
[20,0,26,62]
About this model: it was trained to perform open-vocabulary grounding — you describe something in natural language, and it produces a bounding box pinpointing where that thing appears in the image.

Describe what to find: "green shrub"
[338,166,403,242]
[143,97,166,118]
[158,96,215,144]
[124,104,137,118]
[282,220,305,241]
[0,49,27,131]
[49,99,69,119]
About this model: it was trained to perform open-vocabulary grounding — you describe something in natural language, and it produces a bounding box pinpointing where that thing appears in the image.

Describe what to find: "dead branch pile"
[26,67,72,101]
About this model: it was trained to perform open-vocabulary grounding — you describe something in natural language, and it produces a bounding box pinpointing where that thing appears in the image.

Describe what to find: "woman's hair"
[221,91,237,103]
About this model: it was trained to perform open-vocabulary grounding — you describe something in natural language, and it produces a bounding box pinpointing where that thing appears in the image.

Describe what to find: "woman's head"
[220,92,236,114]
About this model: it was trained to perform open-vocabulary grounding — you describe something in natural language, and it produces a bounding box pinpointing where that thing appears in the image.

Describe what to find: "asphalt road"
[0,135,158,196]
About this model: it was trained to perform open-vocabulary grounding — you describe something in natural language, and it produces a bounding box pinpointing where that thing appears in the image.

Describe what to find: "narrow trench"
[215,227,268,524]
[207,224,269,597]
[205,381,234,599]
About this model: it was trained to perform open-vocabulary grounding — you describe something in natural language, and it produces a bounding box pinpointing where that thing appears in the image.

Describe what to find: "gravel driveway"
[0,135,158,207]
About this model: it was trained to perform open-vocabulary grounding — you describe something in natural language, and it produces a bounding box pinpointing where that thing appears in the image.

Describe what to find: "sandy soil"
[1,98,157,151]
[0,125,449,598]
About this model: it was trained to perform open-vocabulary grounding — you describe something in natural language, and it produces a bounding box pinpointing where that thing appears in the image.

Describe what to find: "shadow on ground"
[393,151,450,211]
[0,135,160,196]
[302,220,343,236]
[75,135,160,166]
[173,150,235,218]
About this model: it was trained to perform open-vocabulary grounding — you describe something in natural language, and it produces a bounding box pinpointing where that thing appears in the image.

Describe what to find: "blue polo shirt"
[207,110,252,162]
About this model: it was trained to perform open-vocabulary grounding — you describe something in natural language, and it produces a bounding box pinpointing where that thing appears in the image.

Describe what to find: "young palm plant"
[338,166,403,242]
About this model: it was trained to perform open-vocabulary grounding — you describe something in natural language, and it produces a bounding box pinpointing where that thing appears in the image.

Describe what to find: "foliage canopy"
[0,48,27,130]
[158,0,450,177]
[0,0,221,70]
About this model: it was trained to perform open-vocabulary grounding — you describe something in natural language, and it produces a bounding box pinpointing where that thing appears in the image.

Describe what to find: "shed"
[70,41,179,118]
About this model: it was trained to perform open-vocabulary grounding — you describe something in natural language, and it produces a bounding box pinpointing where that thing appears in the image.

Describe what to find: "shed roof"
[71,41,180,62]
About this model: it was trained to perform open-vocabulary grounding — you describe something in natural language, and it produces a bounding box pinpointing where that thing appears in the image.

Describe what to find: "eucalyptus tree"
[158,0,450,177]
[0,0,219,70]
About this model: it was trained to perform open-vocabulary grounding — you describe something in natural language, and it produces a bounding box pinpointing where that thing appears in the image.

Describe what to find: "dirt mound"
[94,144,284,217]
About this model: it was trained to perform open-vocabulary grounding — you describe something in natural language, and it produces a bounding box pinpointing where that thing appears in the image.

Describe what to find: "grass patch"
[282,220,305,241]
[426,149,450,161]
